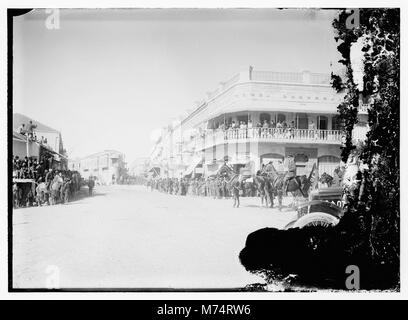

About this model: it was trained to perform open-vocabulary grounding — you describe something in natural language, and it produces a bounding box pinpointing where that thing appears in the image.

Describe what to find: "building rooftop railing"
[251,70,304,83]
[182,69,336,125]
[206,70,333,102]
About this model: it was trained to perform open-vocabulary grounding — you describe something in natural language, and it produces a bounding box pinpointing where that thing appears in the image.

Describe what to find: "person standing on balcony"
[18,123,26,135]
[255,121,262,138]
[241,121,247,138]
[262,120,269,138]
[269,119,276,137]
[232,121,239,139]
[276,120,283,137]
[309,120,316,139]
[289,121,296,139]
[282,121,288,138]
[27,120,37,140]
[247,119,253,138]
[262,120,269,128]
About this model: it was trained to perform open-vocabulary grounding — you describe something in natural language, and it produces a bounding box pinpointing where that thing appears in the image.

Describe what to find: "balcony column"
[239,66,252,82]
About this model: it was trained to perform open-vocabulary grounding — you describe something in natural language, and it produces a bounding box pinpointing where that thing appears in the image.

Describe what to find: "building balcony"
[182,69,345,129]
[188,127,343,151]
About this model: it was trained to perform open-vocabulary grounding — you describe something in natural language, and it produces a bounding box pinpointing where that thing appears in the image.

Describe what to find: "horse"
[217,164,245,207]
[242,178,256,197]
[35,181,49,206]
[262,162,316,208]
[253,172,275,208]
[50,178,63,205]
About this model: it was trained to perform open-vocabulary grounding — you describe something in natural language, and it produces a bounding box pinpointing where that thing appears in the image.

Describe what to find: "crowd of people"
[207,119,320,140]
[17,120,50,146]
[12,155,83,208]
[215,118,305,131]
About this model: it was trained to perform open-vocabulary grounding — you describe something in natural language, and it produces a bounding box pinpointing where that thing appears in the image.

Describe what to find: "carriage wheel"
[284,220,297,230]
[292,212,339,229]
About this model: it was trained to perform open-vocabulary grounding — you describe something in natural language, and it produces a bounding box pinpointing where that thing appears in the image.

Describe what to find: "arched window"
[332,115,342,130]
[260,153,285,172]
[318,116,328,130]
[294,153,309,163]
[277,113,286,123]
[237,115,248,123]
[296,113,308,129]
[260,113,271,123]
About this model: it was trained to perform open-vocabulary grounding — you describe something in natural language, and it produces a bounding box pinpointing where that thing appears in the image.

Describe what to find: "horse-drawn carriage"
[12,178,37,207]
[284,186,344,229]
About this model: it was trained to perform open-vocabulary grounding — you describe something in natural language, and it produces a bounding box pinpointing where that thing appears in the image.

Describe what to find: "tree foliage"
[331,8,400,287]
[239,9,399,290]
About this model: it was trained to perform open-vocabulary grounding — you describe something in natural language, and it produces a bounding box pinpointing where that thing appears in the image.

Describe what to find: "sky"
[13,8,342,164]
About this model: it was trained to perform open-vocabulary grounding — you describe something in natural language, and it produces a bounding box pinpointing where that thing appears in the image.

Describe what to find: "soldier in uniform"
[88,176,95,196]
[232,180,241,208]
[61,178,71,204]
[283,154,297,195]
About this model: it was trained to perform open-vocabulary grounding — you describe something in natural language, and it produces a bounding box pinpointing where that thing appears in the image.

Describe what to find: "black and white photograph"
[6,4,401,294]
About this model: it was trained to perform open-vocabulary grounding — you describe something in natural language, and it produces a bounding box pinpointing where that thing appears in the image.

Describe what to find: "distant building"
[129,157,150,176]
[69,150,127,185]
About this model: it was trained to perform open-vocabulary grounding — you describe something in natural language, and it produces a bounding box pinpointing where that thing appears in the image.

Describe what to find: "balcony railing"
[187,128,343,150]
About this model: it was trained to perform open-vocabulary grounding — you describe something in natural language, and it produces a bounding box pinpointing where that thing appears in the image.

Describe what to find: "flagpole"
[26,135,30,158]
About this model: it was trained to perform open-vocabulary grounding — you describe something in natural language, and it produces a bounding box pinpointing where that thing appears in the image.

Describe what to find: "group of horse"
[217,162,316,209]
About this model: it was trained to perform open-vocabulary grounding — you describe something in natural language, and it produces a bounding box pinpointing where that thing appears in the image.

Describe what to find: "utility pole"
[26,135,30,158]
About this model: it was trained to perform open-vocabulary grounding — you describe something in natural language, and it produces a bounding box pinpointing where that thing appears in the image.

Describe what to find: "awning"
[13,178,35,183]
[148,167,161,177]
[39,143,68,160]
[13,131,27,142]
[183,157,203,176]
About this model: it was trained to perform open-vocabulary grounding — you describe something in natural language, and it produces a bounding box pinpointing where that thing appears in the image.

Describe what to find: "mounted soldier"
[218,158,234,178]
[283,154,297,196]
[217,158,244,206]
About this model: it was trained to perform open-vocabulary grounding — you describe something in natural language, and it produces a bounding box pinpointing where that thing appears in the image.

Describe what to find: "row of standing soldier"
[146,176,257,198]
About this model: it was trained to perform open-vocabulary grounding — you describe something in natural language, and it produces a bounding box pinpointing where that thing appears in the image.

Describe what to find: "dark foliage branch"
[331,9,399,284]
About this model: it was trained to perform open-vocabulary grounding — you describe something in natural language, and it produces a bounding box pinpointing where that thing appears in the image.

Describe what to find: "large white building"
[150,68,369,179]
